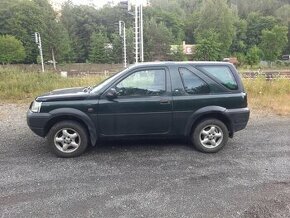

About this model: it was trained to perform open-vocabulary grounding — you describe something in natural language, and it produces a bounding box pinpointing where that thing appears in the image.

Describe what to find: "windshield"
[91,69,126,93]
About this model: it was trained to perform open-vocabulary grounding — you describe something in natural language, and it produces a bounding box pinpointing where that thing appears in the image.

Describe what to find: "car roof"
[128,61,233,68]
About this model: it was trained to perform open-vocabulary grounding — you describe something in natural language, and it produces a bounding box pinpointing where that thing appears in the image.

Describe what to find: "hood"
[36,87,89,102]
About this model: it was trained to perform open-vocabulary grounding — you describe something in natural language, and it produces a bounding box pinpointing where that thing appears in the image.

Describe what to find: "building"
[171,41,196,56]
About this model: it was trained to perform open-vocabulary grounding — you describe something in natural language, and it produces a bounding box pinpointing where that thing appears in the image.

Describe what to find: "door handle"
[160,99,170,104]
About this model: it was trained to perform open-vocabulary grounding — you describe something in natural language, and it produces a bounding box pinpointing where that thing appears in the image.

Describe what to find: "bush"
[245,46,261,67]
[0,35,26,64]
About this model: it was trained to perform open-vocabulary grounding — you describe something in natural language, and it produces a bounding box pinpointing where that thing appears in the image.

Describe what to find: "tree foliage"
[0,0,289,65]
[0,0,72,64]
[236,0,287,18]
[111,33,123,64]
[245,46,261,67]
[260,25,288,63]
[230,19,248,54]
[144,19,173,61]
[194,30,222,61]
[0,35,26,64]
[171,45,187,61]
[245,13,278,48]
[194,0,236,57]
[89,32,110,64]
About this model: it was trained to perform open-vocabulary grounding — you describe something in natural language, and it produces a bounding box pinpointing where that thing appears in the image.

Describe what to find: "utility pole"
[135,3,139,63]
[140,3,144,62]
[134,1,144,63]
[51,48,56,70]
[120,0,144,64]
[33,32,44,72]
[118,21,127,68]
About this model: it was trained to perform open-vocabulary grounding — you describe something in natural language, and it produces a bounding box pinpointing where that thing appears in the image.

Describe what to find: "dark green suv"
[27,62,250,157]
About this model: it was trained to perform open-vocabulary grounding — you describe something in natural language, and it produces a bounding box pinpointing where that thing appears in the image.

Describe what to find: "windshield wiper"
[83,86,92,93]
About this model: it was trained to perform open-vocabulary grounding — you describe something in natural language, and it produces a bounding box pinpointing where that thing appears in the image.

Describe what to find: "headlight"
[30,101,42,113]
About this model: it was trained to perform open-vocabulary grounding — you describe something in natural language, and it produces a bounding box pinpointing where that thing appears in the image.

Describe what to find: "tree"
[245,13,277,48]
[236,0,286,18]
[89,32,110,63]
[61,3,101,62]
[260,25,288,64]
[194,0,236,57]
[60,1,134,63]
[52,23,74,63]
[171,45,187,61]
[126,28,135,64]
[275,5,290,53]
[0,35,26,64]
[0,0,45,63]
[0,0,73,64]
[194,30,222,61]
[1,0,289,65]
[150,0,185,17]
[144,7,185,43]
[230,19,248,54]
[33,0,73,64]
[275,5,290,26]
[245,46,261,67]
[178,0,202,15]
[111,33,123,64]
[144,19,173,61]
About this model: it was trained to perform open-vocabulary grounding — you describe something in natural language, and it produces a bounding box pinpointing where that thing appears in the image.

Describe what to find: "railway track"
[240,70,290,79]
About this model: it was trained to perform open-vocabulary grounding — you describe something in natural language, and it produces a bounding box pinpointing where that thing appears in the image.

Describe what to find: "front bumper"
[27,110,51,137]
[226,108,250,132]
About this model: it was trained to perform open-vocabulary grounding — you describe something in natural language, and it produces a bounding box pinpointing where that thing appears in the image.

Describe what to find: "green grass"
[0,67,106,102]
[243,77,290,116]
[243,77,290,95]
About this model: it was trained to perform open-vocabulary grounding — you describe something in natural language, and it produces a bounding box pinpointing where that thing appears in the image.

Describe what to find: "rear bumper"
[226,108,250,132]
[27,110,51,137]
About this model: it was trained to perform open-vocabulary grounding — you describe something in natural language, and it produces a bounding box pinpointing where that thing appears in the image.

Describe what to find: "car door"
[97,67,172,136]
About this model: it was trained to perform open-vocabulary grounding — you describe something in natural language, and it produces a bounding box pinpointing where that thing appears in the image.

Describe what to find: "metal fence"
[240,71,290,80]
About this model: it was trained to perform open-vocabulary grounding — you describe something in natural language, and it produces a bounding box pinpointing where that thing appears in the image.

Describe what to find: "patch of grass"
[243,77,290,116]
[0,67,106,103]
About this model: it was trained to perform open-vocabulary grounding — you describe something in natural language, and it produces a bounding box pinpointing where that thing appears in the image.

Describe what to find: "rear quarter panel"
[169,63,247,136]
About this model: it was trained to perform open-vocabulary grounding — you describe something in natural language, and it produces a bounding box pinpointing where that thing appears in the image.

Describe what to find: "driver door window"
[116,69,166,97]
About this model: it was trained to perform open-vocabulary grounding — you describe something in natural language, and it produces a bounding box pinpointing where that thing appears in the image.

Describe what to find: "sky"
[72,0,119,7]
[51,0,147,9]
[50,0,119,10]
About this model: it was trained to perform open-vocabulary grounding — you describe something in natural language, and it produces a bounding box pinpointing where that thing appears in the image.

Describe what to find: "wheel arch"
[185,106,234,138]
[44,108,97,146]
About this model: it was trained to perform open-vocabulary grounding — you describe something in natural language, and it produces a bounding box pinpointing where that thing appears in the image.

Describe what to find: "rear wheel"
[47,120,88,158]
[192,119,229,153]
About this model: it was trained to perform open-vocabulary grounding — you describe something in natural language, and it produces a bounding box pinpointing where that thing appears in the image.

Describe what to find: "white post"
[37,33,45,72]
[52,48,56,70]
[119,21,127,68]
[121,21,127,68]
[123,25,127,68]
[135,3,138,63]
[140,3,144,62]
[119,21,122,36]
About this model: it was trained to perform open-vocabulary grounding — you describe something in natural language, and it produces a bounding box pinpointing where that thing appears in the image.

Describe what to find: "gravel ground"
[0,104,290,218]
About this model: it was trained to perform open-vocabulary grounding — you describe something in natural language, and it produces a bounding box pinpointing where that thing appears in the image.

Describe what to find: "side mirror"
[106,88,118,100]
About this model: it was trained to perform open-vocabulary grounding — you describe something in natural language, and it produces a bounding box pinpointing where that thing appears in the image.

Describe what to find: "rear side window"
[200,66,238,90]
[179,68,210,95]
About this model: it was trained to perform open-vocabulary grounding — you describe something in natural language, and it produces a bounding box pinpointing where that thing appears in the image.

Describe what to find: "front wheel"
[192,119,229,153]
[47,120,88,158]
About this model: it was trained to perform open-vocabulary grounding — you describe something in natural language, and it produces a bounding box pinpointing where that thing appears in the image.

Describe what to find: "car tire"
[192,119,229,153]
[47,120,88,158]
